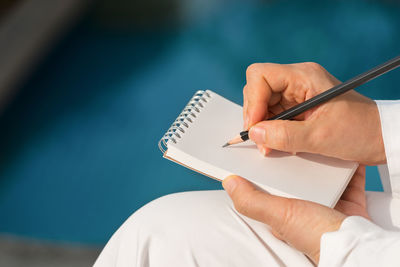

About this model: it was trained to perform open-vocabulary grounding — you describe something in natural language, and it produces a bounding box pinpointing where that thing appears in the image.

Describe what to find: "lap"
[95,190,400,267]
[95,190,313,267]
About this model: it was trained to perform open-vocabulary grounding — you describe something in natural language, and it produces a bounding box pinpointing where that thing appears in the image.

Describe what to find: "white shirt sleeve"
[319,100,400,267]
[376,100,400,197]
[319,216,400,267]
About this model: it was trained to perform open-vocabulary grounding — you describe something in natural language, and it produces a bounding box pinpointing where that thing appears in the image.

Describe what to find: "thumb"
[222,175,291,231]
[249,120,311,153]
[223,175,346,265]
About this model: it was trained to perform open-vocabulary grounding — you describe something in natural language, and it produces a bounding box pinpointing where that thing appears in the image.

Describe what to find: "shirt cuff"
[376,100,400,197]
[319,215,400,267]
[319,216,380,267]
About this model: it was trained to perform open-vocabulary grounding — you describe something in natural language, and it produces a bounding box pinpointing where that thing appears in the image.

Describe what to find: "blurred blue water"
[0,0,399,244]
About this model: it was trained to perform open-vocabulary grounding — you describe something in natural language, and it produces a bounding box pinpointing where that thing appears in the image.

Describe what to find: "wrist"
[310,214,346,265]
[370,101,386,165]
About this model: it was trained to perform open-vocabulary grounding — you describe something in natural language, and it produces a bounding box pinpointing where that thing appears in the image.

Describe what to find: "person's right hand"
[243,62,386,165]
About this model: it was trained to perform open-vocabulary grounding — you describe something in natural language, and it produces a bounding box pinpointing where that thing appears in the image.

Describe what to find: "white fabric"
[94,191,313,267]
[376,101,400,197]
[95,100,400,267]
[319,216,400,267]
[94,190,399,267]
[318,100,400,267]
[95,190,400,267]
[378,164,392,193]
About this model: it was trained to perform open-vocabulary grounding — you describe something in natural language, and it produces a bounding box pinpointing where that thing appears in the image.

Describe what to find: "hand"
[243,62,385,165]
[222,166,369,264]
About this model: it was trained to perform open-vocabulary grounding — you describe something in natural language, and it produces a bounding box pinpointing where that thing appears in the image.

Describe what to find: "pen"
[223,54,400,147]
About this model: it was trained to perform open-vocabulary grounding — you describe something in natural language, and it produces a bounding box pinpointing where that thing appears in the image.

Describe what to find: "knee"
[119,191,231,240]
[96,191,232,266]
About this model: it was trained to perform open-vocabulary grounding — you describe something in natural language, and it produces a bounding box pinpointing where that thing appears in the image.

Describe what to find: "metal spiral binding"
[158,90,211,153]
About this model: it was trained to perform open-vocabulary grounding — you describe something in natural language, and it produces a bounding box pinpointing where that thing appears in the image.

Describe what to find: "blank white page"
[165,90,358,207]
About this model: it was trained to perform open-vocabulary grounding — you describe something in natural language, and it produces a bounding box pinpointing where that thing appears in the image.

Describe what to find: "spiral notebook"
[158,90,358,207]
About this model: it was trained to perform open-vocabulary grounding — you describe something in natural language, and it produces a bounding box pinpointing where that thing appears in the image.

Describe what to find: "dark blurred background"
[0,0,399,265]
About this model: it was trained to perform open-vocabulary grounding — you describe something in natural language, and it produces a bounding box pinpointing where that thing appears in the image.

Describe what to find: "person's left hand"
[222,166,369,264]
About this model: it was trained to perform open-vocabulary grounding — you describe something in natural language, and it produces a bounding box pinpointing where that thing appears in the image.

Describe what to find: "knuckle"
[304,62,327,75]
[246,63,262,75]
[304,61,323,71]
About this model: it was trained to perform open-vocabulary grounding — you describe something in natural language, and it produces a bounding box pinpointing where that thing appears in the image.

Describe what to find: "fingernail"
[257,144,267,156]
[222,175,239,195]
[249,126,265,144]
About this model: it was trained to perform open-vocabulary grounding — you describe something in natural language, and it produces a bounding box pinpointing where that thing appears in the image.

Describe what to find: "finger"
[346,165,366,191]
[257,144,266,156]
[245,65,271,127]
[268,103,285,117]
[335,199,370,219]
[338,165,366,207]
[249,120,312,153]
[269,92,282,106]
[245,63,289,127]
[338,191,366,210]
[267,111,276,118]
[257,144,272,156]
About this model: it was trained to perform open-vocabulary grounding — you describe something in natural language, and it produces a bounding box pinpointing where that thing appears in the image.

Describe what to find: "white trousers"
[94,190,400,267]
